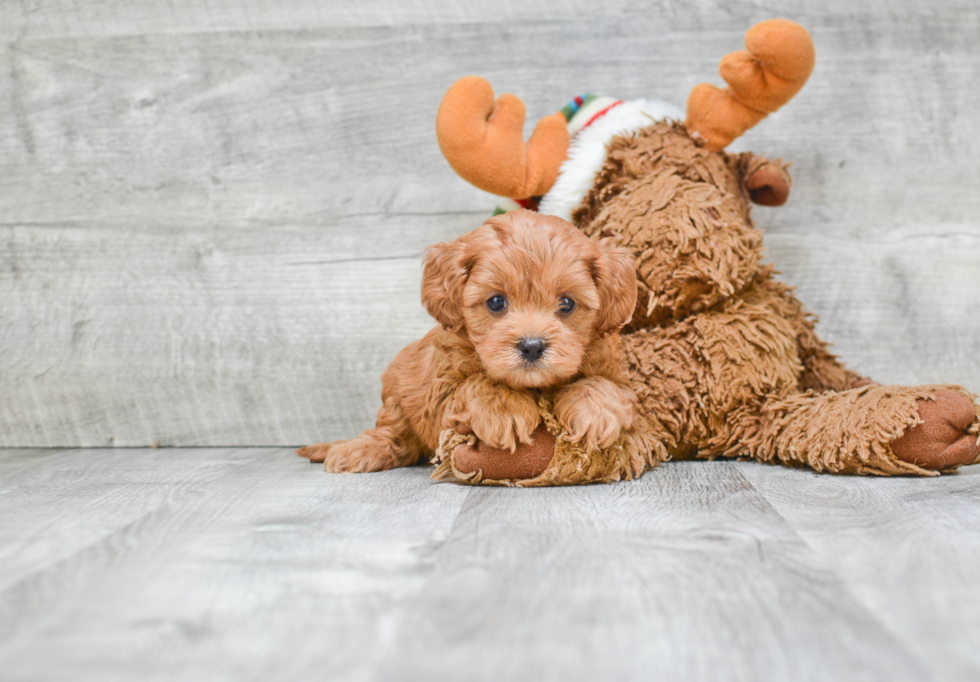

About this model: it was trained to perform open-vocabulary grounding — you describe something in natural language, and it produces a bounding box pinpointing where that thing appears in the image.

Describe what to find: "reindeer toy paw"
[432,396,667,487]
[430,18,980,485]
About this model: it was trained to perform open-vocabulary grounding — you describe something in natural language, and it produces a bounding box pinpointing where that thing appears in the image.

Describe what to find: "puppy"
[299,209,639,472]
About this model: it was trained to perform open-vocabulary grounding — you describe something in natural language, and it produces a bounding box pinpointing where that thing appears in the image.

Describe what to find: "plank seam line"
[0,448,270,606]
[725,462,937,676]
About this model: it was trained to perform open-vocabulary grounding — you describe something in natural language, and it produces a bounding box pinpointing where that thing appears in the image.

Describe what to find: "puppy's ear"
[421,239,470,333]
[591,241,638,336]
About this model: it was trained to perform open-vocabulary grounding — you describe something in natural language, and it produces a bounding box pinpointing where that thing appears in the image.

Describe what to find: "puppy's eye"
[486,295,507,313]
[558,297,576,314]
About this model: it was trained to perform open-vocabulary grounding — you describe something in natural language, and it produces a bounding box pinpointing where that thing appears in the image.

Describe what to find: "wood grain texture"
[0,448,470,681]
[740,462,980,682]
[2,1,976,40]
[1,2,979,445]
[375,463,932,682]
[6,449,979,681]
[0,447,269,593]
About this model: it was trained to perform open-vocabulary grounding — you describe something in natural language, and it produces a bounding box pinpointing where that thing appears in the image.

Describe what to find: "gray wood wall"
[1,1,978,447]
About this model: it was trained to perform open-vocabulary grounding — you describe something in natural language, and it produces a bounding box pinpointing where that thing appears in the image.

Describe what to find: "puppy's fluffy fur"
[299,210,639,472]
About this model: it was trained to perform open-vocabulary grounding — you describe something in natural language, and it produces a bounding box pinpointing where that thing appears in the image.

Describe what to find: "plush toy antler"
[685,19,815,151]
[436,76,570,199]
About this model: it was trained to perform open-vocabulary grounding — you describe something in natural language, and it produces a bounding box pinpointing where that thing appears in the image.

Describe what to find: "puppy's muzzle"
[517,337,547,363]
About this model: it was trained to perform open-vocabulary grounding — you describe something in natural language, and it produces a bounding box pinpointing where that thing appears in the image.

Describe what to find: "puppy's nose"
[517,337,547,363]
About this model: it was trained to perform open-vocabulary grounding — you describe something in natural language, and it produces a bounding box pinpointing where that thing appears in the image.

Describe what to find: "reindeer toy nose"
[517,338,547,363]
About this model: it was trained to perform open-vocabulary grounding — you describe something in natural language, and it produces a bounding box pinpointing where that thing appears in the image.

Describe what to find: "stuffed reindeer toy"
[303,19,980,485]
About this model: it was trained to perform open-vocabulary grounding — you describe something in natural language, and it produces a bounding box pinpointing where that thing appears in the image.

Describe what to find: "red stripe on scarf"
[582,100,624,130]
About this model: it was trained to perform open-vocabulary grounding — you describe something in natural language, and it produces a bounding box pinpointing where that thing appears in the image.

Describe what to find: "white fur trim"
[538,98,684,222]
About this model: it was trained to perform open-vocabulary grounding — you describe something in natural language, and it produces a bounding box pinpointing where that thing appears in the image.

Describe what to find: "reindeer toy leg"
[433,19,980,484]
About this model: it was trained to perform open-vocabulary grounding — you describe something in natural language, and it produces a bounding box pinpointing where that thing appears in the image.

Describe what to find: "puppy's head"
[422,209,637,389]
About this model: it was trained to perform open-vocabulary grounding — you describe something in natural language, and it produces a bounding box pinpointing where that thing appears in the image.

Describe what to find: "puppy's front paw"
[554,378,635,451]
[556,403,626,451]
[455,391,541,452]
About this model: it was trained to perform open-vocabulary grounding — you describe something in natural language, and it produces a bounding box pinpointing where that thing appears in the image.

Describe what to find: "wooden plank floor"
[1,449,978,681]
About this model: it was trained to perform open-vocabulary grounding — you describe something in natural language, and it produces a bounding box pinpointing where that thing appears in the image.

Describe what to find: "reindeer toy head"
[430,19,980,486]
[436,19,810,211]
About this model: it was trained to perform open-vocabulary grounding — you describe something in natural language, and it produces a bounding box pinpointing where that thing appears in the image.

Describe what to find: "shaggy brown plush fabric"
[576,122,765,329]
[572,122,980,477]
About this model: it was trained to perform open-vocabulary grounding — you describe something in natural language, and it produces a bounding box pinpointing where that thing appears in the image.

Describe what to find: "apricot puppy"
[298,209,638,473]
